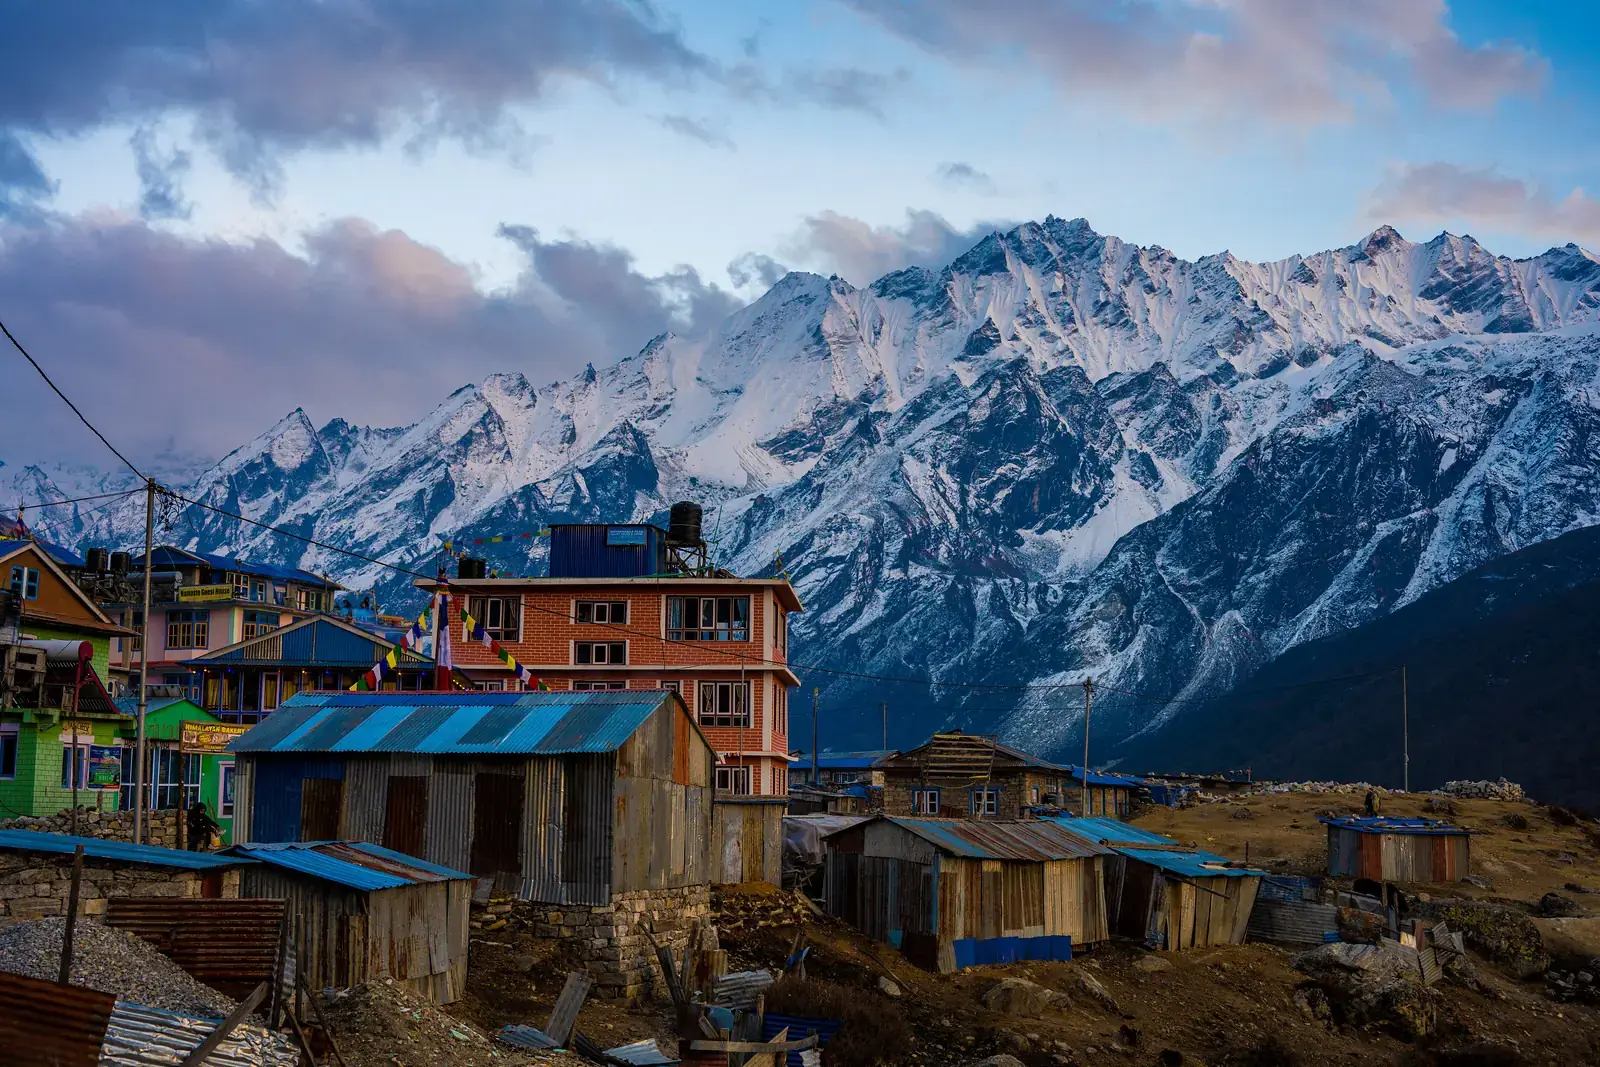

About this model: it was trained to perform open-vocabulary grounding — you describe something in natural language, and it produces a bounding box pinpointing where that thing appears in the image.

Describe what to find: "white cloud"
[1365,162,1600,247]
[783,208,1013,285]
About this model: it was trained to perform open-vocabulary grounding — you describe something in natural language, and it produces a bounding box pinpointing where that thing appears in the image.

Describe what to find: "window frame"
[8,565,40,601]
[665,595,751,642]
[572,680,627,691]
[697,680,750,728]
[60,735,92,789]
[910,787,940,815]
[467,595,522,642]
[573,600,630,625]
[218,762,235,817]
[715,765,752,795]
[573,641,627,666]
[166,609,211,650]
[242,609,278,640]
[0,724,18,779]
[971,787,1000,817]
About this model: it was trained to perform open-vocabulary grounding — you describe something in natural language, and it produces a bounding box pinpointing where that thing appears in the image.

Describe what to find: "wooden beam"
[177,982,269,1067]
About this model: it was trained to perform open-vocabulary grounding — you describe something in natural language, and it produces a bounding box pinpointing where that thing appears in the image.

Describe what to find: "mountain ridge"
[9,217,1600,763]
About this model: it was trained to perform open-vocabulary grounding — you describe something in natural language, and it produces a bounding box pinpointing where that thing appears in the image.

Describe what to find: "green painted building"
[1,540,133,819]
[112,696,238,845]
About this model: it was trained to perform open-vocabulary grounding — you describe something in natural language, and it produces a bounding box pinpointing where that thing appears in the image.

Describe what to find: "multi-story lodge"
[419,518,802,797]
[106,546,341,704]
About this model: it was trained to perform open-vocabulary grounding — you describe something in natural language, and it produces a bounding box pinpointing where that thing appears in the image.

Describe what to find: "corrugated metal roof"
[882,817,1111,861]
[140,545,337,589]
[112,696,193,717]
[1117,846,1265,879]
[0,537,85,567]
[1045,816,1179,848]
[230,689,674,755]
[0,830,253,871]
[225,840,472,891]
[0,970,115,1067]
[789,751,896,769]
[1067,766,1150,787]
[100,1000,298,1066]
[1318,815,1470,836]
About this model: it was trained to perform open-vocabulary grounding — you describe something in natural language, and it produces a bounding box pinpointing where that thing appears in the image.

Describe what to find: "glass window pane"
[577,602,592,623]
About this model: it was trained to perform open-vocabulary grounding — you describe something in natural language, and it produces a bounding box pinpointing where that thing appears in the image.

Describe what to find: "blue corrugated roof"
[1067,766,1150,787]
[0,830,253,870]
[142,546,340,588]
[790,751,896,769]
[1044,817,1264,878]
[0,538,85,567]
[113,696,193,717]
[1318,815,1470,836]
[1116,846,1264,879]
[226,840,472,891]
[1047,816,1179,847]
[230,689,678,755]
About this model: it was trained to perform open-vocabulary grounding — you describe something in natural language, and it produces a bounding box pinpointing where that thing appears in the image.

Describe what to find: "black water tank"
[85,547,109,573]
[668,501,703,545]
[109,551,130,574]
[457,557,487,580]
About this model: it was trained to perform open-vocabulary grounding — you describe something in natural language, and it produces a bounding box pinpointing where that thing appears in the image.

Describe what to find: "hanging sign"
[178,584,235,602]
[86,746,123,789]
[180,722,252,753]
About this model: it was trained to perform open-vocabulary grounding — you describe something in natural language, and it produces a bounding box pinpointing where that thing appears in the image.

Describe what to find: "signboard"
[178,584,235,602]
[86,746,122,790]
[605,527,648,547]
[180,722,252,753]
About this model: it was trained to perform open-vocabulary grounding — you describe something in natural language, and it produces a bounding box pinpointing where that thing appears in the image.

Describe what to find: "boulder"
[877,975,902,998]
[966,1057,1026,1067]
[1532,917,1600,966]
[1132,955,1173,973]
[980,978,1060,1017]
[1075,972,1122,1015]
[1537,893,1581,918]
[1293,942,1437,1039]
[1416,899,1550,978]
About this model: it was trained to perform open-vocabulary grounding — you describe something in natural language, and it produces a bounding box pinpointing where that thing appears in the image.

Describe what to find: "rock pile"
[1544,964,1600,1005]
[1435,779,1525,801]
[1292,942,1437,1040]
[0,917,236,1017]
[711,884,815,936]
[1246,781,1389,797]
[1415,899,1550,979]
[319,978,572,1066]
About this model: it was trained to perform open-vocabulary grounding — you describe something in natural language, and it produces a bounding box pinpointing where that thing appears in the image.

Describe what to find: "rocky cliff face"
[13,219,1600,759]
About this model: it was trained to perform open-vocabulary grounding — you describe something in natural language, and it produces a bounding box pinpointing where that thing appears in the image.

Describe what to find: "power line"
[13,488,146,513]
[20,490,143,542]
[0,317,145,480]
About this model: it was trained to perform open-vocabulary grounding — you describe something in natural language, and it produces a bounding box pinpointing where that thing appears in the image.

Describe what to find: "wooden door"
[470,772,526,878]
[300,778,343,841]
[383,775,428,858]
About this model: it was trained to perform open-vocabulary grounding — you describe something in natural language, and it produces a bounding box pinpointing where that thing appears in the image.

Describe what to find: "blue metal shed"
[547,523,668,578]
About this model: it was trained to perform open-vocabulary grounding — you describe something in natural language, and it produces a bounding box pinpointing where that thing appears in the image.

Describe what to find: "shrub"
[764,976,913,1067]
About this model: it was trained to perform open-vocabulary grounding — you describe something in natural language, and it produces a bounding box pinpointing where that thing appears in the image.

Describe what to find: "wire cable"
[0,317,145,480]
[12,487,145,513]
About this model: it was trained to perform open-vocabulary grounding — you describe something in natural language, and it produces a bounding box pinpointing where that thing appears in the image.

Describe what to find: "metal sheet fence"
[103,898,287,998]
[100,1002,298,1067]
[1246,899,1341,947]
[0,971,115,1067]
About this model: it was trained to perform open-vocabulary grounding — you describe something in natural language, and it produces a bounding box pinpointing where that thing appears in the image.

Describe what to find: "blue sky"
[2,0,1598,469]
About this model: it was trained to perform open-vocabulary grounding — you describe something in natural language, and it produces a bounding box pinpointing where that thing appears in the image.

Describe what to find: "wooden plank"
[300,777,344,841]
[544,972,594,1047]
[177,983,269,1067]
[471,771,526,878]
[383,775,428,858]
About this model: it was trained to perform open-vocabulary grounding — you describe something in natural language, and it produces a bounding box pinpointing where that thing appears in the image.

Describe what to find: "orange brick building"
[418,522,802,797]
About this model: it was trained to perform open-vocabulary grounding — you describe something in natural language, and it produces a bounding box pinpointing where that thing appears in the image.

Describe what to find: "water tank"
[109,551,130,574]
[457,557,487,580]
[668,501,703,546]
[85,547,109,573]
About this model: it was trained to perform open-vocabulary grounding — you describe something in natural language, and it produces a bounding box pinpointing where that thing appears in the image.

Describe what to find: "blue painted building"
[1048,816,1265,949]
[823,814,1111,972]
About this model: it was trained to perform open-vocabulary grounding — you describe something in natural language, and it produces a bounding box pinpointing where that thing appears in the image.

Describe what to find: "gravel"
[0,916,237,1018]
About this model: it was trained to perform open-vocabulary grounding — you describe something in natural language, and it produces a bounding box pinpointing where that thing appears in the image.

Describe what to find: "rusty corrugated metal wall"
[522,756,567,902]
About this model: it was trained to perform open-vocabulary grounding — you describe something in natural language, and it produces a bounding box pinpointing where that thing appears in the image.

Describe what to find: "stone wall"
[520,884,712,1002]
[0,808,183,848]
[0,849,242,921]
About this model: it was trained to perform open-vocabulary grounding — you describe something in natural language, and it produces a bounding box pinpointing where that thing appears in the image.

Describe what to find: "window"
[0,725,17,778]
[574,600,629,624]
[218,762,235,817]
[262,672,280,710]
[8,565,39,600]
[61,736,92,789]
[126,609,143,653]
[118,746,199,810]
[573,680,627,691]
[776,611,787,655]
[467,596,521,641]
[775,687,788,735]
[911,788,940,815]
[697,681,749,727]
[242,610,278,639]
[666,596,750,642]
[574,641,626,665]
[296,588,328,613]
[476,680,505,691]
[715,766,752,795]
[253,580,267,603]
[971,788,1000,816]
[1031,786,1040,804]
[659,680,681,694]
[166,610,210,650]
[229,571,251,599]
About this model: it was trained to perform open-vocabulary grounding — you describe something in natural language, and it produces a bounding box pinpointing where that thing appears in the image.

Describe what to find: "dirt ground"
[438,795,1600,1067]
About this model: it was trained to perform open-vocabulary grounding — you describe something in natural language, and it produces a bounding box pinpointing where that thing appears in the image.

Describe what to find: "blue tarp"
[951,934,1072,969]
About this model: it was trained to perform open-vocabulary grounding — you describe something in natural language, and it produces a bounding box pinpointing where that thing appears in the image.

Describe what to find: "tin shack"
[1319,815,1472,883]
[228,689,717,999]
[1049,817,1264,950]
[225,840,473,1003]
[824,815,1111,972]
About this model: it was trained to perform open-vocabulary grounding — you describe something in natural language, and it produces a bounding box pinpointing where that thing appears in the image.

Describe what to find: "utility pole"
[134,478,155,846]
[880,701,887,751]
[811,687,819,786]
[1080,677,1094,817]
[1401,664,1410,794]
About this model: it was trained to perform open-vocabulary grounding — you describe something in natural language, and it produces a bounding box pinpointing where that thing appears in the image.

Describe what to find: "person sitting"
[187,802,222,851]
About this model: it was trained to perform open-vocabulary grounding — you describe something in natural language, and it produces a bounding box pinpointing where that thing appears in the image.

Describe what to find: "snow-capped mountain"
[12,218,1600,762]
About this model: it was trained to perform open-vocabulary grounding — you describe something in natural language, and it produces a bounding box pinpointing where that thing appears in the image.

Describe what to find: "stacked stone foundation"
[0,808,182,848]
[0,850,242,920]
[529,884,711,1001]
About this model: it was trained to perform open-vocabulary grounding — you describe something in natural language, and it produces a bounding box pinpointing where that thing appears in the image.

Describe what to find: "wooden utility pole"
[811,688,819,786]
[1080,678,1094,816]
[1401,664,1410,794]
[134,478,155,845]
